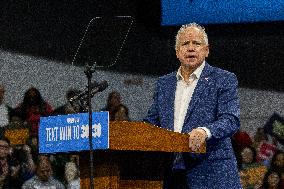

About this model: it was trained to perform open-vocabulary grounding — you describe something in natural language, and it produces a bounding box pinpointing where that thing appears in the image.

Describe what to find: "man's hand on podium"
[188,128,207,152]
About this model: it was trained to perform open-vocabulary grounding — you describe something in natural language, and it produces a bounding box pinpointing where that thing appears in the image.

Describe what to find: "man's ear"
[176,49,179,58]
[205,45,209,58]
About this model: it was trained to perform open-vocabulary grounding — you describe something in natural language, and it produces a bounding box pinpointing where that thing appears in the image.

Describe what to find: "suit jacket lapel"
[163,73,177,131]
[183,63,213,131]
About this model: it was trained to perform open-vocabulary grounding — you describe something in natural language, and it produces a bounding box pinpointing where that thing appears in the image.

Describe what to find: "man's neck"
[181,66,196,82]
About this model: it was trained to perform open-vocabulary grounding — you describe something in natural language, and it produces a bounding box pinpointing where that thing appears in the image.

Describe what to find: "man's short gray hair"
[175,22,208,50]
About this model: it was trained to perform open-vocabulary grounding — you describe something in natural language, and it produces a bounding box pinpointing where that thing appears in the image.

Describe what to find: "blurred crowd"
[0,83,283,189]
[0,84,130,189]
[232,128,284,189]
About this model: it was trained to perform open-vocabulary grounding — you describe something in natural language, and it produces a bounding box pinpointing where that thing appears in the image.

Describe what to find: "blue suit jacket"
[144,62,242,188]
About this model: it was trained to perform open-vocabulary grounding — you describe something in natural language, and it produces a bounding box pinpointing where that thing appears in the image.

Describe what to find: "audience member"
[21,155,65,189]
[259,169,282,189]
[4,109,30,146]
[9,145,36,188]
[50,154,70,185]
[0,137,12,188]
[258,141,278,167]
[65,161,80,189]
[69,154,79,168]
[8,109,25,127]
[253,128,278,167]
[232,130,253,157]
[253,128,268,150]
[270,151,284,170]
[0,85,10,137]
[53,88,83,115]
[238,146,267,189]
[15,87,53,137]
[101,91,122,119]
[26,136,39,162]
[270,151,284,188]
[113,104,130,121]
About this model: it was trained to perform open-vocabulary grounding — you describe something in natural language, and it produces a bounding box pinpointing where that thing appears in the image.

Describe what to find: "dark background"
[0,0,283,91]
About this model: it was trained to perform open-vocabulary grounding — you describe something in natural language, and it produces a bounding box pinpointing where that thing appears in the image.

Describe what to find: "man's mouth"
[186,55,196,60]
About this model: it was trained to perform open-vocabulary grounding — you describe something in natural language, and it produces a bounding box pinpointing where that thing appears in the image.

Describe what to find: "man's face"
[65,162,78,182]
[275,153,284,168]
[0,140,10,158]
[37,160,52,182]
[109,93,121,107]
[176,27,209,70]
[241,147,254,164]
[268,172,280,187]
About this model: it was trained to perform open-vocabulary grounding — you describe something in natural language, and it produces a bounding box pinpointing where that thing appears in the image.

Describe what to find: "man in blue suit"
[144,23,242,189]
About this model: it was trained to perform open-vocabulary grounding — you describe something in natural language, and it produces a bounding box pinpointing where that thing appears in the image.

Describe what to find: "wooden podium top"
[108,121,206,153]
[80,121,206,188]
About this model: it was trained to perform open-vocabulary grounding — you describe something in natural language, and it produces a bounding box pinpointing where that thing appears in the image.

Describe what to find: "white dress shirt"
[174,62,211,138]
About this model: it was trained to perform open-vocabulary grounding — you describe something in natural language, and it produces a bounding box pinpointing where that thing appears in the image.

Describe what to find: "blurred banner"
[161,0,284,25]
[264,112,284,145]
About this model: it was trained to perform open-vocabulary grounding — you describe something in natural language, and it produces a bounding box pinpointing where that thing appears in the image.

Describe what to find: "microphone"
[89,80,108,96]
[69,81,108,102]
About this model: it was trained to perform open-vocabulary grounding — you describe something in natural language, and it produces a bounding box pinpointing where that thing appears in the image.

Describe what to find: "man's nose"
[187,43,195,51]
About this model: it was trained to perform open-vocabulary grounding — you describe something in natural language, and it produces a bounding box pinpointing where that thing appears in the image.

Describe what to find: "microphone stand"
[70,16,134,188]
[84,63,96,189]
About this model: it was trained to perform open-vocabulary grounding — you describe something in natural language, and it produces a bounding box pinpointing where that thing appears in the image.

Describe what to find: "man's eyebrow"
[181,41,190,45]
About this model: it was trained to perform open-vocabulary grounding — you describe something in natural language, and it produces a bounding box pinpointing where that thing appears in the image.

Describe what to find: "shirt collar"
[176,61,206,81]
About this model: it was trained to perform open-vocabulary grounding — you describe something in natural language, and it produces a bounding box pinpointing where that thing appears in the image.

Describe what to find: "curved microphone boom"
[69,80,108,102]
[90,80,108,96]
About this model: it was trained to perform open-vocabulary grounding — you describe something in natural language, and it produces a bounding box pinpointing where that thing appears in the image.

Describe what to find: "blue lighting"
[161,0,284,25]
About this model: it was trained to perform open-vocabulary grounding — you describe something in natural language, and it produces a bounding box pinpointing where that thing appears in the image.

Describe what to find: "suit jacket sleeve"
[204,72,240,142]
[143,81,161,127]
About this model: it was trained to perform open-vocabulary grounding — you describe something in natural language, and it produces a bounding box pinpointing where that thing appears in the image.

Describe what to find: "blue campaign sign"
[161,0,284,25]
[39,112,109,153]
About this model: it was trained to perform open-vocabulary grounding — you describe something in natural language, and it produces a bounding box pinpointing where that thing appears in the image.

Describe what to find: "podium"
[79,121,206,189]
